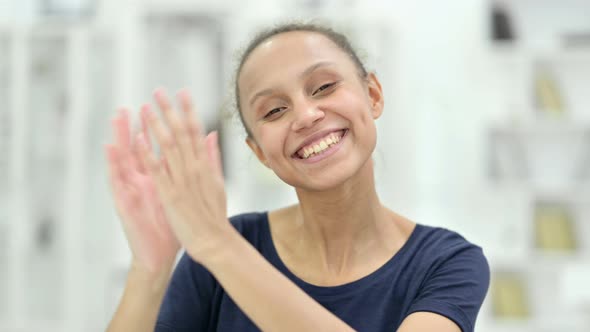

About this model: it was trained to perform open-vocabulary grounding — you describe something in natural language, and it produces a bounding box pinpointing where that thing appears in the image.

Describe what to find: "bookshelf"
[0,24,116,332]
[485,34,590,332]
[487,3,590,329]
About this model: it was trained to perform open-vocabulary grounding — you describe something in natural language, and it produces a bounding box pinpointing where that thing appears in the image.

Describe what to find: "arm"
[107,265,173,332]
[138,89,355,332]
[397,312,461,332]
[104,108,181,332]
[202,226,355,332]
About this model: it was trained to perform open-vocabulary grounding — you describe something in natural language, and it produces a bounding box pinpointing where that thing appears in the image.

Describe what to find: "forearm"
[106,265,173,332]
[202,228,355,332]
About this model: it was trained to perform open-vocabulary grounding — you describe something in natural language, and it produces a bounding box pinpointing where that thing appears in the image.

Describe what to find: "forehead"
[238,31,353,93]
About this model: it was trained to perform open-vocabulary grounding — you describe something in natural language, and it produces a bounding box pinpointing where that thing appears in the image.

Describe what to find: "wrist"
[194,224,244,270]
[128,260,175,294]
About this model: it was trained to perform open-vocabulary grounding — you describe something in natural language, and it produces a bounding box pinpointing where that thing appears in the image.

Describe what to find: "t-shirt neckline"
[259,211,423,298]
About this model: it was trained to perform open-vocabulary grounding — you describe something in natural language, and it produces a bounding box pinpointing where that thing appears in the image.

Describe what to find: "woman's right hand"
[105,107,181,279]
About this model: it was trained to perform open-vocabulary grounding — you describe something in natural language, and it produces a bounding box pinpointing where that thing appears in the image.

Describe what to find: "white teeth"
[298,130,345,159]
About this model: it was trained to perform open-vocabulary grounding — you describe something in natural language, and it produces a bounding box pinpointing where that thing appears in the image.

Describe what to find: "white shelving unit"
[0,6,236,330]
[484,42,590,332]
[0,24,116,331]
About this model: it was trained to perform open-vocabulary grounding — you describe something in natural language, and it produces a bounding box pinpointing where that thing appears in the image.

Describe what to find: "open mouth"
[293,129,348,160]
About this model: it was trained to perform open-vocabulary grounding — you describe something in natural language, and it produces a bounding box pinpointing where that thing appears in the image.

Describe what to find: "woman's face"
[239,31,384,191]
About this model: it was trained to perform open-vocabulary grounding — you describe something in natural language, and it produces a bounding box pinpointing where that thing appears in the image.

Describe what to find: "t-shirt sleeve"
[155,252,217,331]
[406,244,490,332]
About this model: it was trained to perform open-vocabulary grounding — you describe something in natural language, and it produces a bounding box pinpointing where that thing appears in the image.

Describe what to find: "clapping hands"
[106,89,230,276]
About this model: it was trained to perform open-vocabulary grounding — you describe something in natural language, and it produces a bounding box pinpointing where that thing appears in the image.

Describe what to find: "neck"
[292,158,394,276]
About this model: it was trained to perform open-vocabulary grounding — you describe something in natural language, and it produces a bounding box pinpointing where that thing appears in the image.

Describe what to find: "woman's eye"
[264,107,285,119]
[312,82,335,96]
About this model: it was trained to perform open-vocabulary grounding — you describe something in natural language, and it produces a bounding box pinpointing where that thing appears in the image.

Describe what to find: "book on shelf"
[534,201,577,252]
[533,61,567,115]
[491,272,530,319]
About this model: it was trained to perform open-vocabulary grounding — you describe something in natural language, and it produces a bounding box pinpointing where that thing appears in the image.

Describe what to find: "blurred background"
[1,0,589,331]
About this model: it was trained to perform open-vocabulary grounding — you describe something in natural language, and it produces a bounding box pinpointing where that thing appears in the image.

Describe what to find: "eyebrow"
[248,61,335,107]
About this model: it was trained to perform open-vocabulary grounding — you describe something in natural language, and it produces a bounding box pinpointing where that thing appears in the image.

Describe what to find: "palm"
[106,109,180,275]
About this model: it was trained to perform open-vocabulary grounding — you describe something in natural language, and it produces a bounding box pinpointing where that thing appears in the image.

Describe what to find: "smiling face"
[238,31,384,191]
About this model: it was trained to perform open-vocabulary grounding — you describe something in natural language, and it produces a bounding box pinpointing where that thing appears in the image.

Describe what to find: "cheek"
[256,125,288,159]
[331,89,373,123]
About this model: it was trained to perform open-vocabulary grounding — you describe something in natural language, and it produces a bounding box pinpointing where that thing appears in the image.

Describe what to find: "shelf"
[491,44,590,59]
[489,121,590,188]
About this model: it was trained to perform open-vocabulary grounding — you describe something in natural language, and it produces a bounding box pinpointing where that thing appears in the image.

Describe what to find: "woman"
[105,23,489,332]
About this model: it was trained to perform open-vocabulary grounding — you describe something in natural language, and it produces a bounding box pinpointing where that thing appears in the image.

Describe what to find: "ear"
[245,136,271,169]
[366,72,384,119]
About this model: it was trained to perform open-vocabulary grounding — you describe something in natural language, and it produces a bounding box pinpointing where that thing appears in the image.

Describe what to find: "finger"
[206,131,224,181]
[132,132,148,174]
[140,104,153,149]
[133,104,154,174]
[136,132,173,194]
[155,89,196,167]
[112,108,144,174]
[105,144,128,205]
[150,89,186,183]
[177,89,204,153]
[141,104,185,184]
[161,155,172,179]
[105,144,127,181]
[106,145,143,224]
[128,121,145,173]
[113,108,132,150]
[160,91,197,166]
[154,88,184,138]
[105,144,121,181]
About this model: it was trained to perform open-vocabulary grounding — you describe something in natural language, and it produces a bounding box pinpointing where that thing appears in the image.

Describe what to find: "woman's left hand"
[136,88,231,264]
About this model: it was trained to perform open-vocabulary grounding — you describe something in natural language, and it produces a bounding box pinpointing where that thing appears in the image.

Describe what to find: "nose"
[291,101,325,132]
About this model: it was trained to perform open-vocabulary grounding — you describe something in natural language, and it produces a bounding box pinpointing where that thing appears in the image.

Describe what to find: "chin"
[283,161,363,193]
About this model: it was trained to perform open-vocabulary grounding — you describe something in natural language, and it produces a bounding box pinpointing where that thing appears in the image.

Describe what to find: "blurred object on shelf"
[491,0,590,50]
[39,0,96,18]
[491,271,530,319]
[488,125,527,180]
[29,33,68,169]
[490,2,516,42]
[28,32,68,252]
[562,32,590,48]
[489,122,590,188]
[36,215,55,251]
[533,60,566,115]
[534,201,577,252]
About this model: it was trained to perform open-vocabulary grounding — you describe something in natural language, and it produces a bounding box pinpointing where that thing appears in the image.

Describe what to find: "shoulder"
[228,211,271,248]
[229,211,268,232]
[403,225,490,332]
[404,224,490,302]
[411,224,488,266]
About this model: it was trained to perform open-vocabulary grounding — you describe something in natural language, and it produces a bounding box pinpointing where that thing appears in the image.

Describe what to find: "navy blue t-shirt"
[156,212,489,332]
